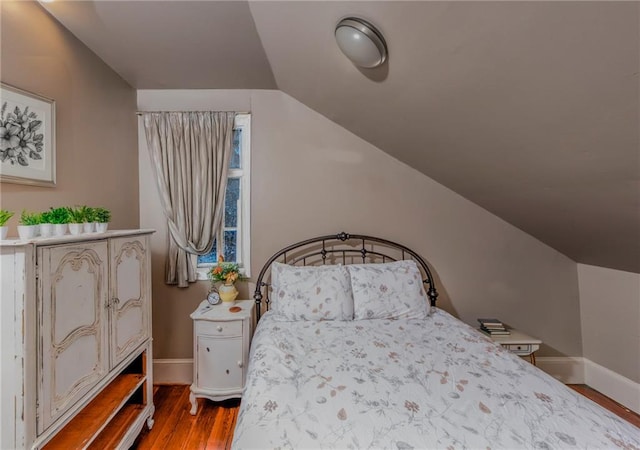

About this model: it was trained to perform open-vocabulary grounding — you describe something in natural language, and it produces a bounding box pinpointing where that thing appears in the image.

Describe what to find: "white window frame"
[196,114,251,280]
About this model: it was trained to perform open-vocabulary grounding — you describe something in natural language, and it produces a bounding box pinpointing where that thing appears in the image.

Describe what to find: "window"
[196,114,250,279]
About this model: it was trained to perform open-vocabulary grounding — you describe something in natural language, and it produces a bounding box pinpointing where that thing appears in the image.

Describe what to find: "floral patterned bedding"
[232,309,640,449]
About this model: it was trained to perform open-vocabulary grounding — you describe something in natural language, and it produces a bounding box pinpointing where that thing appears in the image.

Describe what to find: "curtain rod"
[136,111,249,116]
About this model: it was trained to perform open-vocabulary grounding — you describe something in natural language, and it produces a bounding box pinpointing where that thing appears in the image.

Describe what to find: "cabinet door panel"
[110,237,150,368]
[197,336,243,391]
[39,243,109,433]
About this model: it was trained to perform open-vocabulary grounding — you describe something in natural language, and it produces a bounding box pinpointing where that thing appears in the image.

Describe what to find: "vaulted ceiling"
[42,1,639,273]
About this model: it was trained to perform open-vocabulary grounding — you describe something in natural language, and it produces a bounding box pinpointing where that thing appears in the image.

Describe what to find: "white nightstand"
[487,329,542,365]
[189,300,255,415]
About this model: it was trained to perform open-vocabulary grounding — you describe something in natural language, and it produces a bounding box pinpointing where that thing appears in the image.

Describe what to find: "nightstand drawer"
[196,320,242,337]
[504,344,531,353]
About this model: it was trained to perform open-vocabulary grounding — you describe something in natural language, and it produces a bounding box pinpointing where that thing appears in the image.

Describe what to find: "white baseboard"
[153,358,193,384]
[584,358,640,414]
[536,356,585,384]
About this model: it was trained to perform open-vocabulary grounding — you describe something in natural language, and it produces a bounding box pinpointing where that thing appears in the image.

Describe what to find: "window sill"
[195,268,210,281]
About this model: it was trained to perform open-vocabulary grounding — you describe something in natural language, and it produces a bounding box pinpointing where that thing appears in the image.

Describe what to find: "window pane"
[197,239,218,265]
[230,129,241,169]
[225,178,240,227]
[224,230,237,262]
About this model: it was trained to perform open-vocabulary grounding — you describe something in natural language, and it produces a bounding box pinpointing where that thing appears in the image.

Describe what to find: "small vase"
[95,222,109,233]
[53,224,68,236]
[69,223,83,235]
[0,226,8,240]
[17,225,37,240]
[218,283,239,303]
[40,223,54,238]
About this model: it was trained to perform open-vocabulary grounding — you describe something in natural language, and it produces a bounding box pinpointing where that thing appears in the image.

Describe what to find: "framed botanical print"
[0,83,56,187]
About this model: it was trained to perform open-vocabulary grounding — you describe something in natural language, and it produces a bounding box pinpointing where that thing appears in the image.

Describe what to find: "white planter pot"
[83,222,94,233]
[69,223,83,235]
[40,223,54,238]
[17,225,38,240]
[0,226,8,240]
[53,224,68,236]
[95,222,109,233]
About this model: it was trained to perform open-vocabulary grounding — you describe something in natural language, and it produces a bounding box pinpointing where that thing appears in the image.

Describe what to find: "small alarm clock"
[206,290,221,305]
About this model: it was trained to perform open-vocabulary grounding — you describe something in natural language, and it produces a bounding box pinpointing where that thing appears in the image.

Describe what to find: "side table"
[487,329,542,365]
[189,300,255,414]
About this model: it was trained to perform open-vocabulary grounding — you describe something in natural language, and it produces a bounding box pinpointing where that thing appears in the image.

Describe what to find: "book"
[478,318,503,326]
[480,327,511,336]
[477,318,510,335]
[482,324,505,329]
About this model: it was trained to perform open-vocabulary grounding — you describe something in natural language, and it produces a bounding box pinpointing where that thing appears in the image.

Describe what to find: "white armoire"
[1,230,154,449]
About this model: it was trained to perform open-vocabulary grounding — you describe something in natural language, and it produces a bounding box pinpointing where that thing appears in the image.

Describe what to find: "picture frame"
[0,83,56,187]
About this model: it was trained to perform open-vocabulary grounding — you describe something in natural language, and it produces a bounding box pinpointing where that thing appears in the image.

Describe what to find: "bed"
[232,233,639,449]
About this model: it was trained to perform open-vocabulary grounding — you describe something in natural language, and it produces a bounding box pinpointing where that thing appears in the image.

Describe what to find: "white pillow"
[347,260,428,320]
[271,262,354,321]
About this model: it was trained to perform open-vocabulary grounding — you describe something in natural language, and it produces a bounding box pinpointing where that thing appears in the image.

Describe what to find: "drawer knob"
[217,326,223,332]
[237,360,243,368]
[206,347,210,352]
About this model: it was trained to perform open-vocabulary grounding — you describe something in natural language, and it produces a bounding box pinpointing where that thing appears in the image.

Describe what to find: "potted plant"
[67,206,86,235]
[48,207,70,236]
[207,256,243,303]
[39,210,54,238]
[94,207,111,233]
[83,207,96,233]
[18,210,41,240]
[0,209,14,240]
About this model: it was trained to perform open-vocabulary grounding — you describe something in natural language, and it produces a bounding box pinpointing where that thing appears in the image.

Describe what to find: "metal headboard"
[253,232,438,320]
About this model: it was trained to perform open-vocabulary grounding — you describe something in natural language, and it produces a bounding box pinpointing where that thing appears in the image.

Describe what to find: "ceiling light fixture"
[335,17,388,68]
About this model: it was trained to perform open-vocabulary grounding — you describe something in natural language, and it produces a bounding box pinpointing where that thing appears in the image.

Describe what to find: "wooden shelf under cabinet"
[43,373,145,449]
[87,404,146,449]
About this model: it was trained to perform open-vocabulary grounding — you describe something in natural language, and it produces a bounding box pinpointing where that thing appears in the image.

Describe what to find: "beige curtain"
[143,111,235,287]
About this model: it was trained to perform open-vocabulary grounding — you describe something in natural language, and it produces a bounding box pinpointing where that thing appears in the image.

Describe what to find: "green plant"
[20,210,40,226]
[67,206,92,223]
[40,210,52,224]
[84,206,97,222]
[0,209,14,227]
[47,207,70,224]
[94,207,111,223]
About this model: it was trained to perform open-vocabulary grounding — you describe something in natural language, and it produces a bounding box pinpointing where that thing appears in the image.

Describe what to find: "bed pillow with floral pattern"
[347,260,429,320]
[271,262,354,321]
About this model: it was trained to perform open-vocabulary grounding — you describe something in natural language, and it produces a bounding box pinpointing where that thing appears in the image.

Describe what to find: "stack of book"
[478,318,510,336]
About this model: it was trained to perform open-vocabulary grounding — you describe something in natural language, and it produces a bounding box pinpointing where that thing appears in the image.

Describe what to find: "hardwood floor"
[568,384,640,428]
[131,385,239,450]
[132,384,639,449]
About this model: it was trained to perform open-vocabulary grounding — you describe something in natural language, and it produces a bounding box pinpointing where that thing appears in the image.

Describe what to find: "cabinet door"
[109,236,150,368]
[39,242,109,433]
[197,335,243,391]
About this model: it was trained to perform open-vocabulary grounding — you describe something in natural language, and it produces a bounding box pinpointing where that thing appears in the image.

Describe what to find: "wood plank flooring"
[132,384,639,449]
[131,385,239,450]
[568,384,640,428]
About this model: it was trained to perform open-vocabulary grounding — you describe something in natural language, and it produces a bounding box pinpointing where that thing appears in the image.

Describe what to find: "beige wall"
[578,264,640,383]
[139,89,582,360]
[0,1,139,231]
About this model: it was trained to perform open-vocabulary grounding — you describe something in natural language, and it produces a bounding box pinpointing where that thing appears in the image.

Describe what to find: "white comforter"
[232,309,639,449]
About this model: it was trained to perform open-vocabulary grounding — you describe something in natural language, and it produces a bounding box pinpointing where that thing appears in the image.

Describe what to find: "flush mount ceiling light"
[335,17,388,68]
